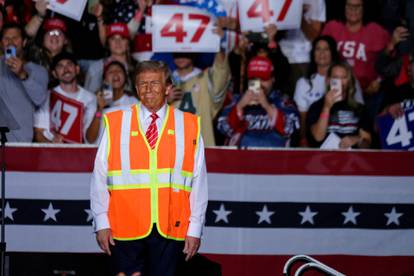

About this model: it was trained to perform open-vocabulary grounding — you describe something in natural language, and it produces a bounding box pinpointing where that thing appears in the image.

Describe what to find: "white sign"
[238,0,303,32]
[152,5,220,53]
[41,0,87,21]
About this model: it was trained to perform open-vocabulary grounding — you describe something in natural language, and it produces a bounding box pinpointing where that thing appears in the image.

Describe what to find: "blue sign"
[377,100,414,150]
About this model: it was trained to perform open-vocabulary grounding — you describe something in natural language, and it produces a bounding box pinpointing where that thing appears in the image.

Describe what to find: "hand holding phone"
[247,79,261,105]
[5,46,16,59]
[101,83,113,105]
[330,78,343,102]
[248,79,261,94]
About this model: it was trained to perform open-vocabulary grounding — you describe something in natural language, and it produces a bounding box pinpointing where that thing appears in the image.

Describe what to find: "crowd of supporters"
[0,0,413,150]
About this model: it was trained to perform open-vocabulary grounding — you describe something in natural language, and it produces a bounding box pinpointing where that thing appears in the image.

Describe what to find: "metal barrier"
[283,255,345,276]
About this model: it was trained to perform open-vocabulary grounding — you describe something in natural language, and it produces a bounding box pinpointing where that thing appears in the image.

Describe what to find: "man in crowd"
[34,52,97,143]
[217,55,300,147]
[0,22,48,142]
[168,46,230,147]
[91,60,208,276]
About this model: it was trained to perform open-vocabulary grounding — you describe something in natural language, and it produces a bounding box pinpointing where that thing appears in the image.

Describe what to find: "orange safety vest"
[104,104,200,241]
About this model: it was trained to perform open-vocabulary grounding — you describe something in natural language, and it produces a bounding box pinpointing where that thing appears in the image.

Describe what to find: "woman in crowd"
[84,22,135,94]
[294,35,364,146]
[86,60,138,144]
[306,61,372,149]
[322,0,390,125]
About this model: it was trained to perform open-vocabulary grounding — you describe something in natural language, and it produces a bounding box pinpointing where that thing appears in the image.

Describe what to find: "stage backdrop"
[3,144,414,276]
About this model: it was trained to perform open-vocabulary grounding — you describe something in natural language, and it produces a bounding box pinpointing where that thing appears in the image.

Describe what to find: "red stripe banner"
[3,145,414,276]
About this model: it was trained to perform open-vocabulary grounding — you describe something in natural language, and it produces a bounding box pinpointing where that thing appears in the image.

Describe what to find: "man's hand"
[35,0,49,17]
[183,236,200,261]
[5,56,26,79]
[96,228,115,255]
[166,86,184,104]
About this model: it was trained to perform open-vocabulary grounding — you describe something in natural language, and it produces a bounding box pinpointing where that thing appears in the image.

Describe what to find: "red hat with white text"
[247,56,274,81]
[106,22,130,39]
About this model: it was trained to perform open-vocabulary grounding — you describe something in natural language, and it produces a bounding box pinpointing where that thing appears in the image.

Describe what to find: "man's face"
[53,59,79,85]
[345,0,363,25]
[1,27,25,56]
[136,70,168,113]
[260,78,274,95]
[173,56,193,70]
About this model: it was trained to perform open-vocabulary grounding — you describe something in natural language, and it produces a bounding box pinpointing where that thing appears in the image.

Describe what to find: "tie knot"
[150,113,158,121]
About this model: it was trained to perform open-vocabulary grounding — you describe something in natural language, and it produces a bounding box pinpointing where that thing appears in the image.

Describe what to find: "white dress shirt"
[90,102,208,238]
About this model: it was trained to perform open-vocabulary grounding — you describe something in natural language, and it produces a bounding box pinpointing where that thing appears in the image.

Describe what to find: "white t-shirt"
[94,94,139,144]
[34,85,97,142]
[294,73,365,113]
[279,0,326,64]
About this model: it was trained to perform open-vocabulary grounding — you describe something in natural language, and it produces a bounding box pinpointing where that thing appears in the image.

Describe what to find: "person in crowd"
[228,24,290,96]
[306,61,372,149]
[87,60,139,144]
[0,22,48,142]
[85,22,135,94]
[322,0,390,124]
[91,60,208,276]
[24,0,48,38]
[217,55,300,148]
[279,0,326,97]
[294,35,365,146]
[379,50,414,119]
[167,27,230,147]
[376,19,413,89]
[33,52,97,144]
[27,18,71,88]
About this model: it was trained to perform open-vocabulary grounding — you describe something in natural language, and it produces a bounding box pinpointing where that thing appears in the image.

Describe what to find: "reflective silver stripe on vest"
[171,109,193,188]
[120,109,132,172]
[108,173,151,186]
[108,108,193,190]
[107,109,150,187]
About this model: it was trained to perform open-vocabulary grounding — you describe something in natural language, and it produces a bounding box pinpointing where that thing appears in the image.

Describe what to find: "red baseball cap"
[107,23,130,39]
[132,33,153,61]
[247,56,274,81]
[43,18,67,33]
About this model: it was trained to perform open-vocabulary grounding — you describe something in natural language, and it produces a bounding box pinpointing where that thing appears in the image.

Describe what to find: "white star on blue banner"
[179,0,227,17]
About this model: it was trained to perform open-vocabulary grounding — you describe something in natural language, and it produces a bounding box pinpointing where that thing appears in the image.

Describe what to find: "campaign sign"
[152,5,220,53]
[41,0,87,21]
[377,100,414,150]
[49,91,84,143]
[238,0,303,32]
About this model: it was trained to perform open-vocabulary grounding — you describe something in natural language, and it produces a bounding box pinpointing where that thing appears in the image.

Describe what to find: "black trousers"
[111,225,184,276]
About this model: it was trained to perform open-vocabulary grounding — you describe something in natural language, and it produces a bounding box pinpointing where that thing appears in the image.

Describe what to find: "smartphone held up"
[330,78,343,102]
[5,46,16,59]
[248,79,261,105]
[101,83,114,106]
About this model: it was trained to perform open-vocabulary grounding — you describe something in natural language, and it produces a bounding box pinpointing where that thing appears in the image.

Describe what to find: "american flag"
[179,0,227,17]
[4,146,414,275]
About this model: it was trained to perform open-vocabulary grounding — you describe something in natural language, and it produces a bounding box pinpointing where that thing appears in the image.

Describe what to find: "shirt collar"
[140,102,167,121]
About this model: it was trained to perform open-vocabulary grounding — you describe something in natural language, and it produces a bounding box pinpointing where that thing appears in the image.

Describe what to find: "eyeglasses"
[137,80,163,90]
[47,30,63,37]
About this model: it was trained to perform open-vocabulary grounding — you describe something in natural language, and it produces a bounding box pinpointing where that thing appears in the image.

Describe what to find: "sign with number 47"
[152,5,220,53]
[238,0,303,32]
[377,101,414,150]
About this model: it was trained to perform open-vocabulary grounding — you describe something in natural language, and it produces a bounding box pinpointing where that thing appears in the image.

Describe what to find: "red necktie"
[146,113,158,149]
